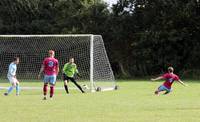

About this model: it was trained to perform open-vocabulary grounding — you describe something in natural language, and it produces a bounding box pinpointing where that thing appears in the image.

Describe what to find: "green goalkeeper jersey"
[63,63,79,77]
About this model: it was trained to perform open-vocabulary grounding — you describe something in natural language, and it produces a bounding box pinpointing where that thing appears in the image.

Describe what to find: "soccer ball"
[82,84,89,90]
[96,87,101,92]
[114,85,119,90]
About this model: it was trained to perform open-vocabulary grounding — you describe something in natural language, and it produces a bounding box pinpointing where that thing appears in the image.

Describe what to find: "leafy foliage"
[0,0,199,78]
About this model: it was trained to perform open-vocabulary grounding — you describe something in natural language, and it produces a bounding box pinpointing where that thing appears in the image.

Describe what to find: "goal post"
[90,35,95,92]
[0,34,116,92]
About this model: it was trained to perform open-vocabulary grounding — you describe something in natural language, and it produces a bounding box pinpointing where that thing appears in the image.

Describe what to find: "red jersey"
[43,57,58,75]
[162,73,180,89]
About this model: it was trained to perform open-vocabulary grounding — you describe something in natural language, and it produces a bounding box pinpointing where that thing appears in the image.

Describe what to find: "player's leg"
[163,91,170,95]
[5,83,15,95]
[70,77,85,93]
[4,77,16,96]
[155,85,165,95]
[50,84,55,98]
[163,88,172,95]
[43,75,49,100]
[63,73,69,94]
[49,75,56,98]
[64,80,69,94]
[15,79,20,96]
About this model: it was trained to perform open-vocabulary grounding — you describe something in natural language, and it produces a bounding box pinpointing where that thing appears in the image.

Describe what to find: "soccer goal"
[0,34,116,92]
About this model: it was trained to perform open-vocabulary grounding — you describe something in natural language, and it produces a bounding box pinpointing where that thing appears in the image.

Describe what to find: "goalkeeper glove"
[77,73,82,78]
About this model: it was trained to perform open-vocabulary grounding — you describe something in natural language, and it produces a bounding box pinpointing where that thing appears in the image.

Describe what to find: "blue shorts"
[158,85,172,92]
[44,75,56,85]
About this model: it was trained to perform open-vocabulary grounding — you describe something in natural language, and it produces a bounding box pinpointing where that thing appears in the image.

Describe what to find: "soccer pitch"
[0,80,200,122]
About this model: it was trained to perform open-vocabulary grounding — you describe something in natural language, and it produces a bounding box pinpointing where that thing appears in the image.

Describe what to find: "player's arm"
[177,79,188,86]
[76,70,81,78]
[151,76,163,81]
[75,65,81,78]
[62,63,67,79]
[62,63,67,74]
[38,64,44,79]
[56,63,59,75]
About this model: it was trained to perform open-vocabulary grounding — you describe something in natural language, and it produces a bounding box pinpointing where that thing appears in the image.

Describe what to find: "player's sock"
[64,85,69,94]
[16,84,20,95]
[43,84,48,96]
[50,86,54,98]
[7,86,14,94]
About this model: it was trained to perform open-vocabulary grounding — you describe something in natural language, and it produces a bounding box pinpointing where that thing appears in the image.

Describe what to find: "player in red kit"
[38,50,59,100]
[151,67,187,95]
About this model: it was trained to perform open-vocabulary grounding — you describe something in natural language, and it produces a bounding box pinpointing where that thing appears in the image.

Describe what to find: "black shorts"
[63,73,74,82]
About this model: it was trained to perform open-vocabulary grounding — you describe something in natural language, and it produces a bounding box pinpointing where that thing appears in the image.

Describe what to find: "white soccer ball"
[82,84,89,90]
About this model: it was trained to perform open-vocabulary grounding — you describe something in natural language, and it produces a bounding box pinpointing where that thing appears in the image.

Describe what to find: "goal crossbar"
[0,34,116,92]
[0,34,94,37]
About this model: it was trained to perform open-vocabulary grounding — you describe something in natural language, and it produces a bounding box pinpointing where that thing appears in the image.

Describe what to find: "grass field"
[0,80,200,122]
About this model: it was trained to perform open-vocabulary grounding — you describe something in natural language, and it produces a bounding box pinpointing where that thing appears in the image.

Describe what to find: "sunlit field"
[0,80,199,122]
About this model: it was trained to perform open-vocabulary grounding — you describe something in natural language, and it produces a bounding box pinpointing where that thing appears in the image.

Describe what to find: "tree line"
[0,0,199,79]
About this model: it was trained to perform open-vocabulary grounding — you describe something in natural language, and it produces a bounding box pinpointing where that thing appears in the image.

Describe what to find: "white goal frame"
[0,34,117,92]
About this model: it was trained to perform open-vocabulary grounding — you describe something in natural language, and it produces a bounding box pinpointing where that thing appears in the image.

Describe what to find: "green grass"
[0,80,200,122]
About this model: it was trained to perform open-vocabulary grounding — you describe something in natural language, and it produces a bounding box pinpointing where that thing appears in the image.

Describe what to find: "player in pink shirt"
[38,50,59,100]
[151,67,187,95]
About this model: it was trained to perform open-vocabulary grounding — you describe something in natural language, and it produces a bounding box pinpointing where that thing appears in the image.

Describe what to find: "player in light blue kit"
[4,57,20,96]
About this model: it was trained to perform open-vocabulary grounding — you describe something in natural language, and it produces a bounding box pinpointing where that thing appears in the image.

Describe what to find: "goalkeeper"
[62,57,85,94]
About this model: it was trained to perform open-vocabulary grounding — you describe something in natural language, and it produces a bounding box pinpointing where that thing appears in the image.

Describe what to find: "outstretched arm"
[151,76,163,81]
[177,79,187,86]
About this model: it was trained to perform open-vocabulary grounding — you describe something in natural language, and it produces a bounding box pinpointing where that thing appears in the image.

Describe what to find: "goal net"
[0,35,116,92]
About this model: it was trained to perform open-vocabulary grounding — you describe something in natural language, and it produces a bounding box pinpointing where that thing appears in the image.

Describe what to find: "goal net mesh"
[0,35,115,91]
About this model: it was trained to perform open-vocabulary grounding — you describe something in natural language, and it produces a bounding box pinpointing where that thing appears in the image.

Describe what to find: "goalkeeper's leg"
[63,73,69,94]
[64,81,69,94]
[70,78,85,93]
